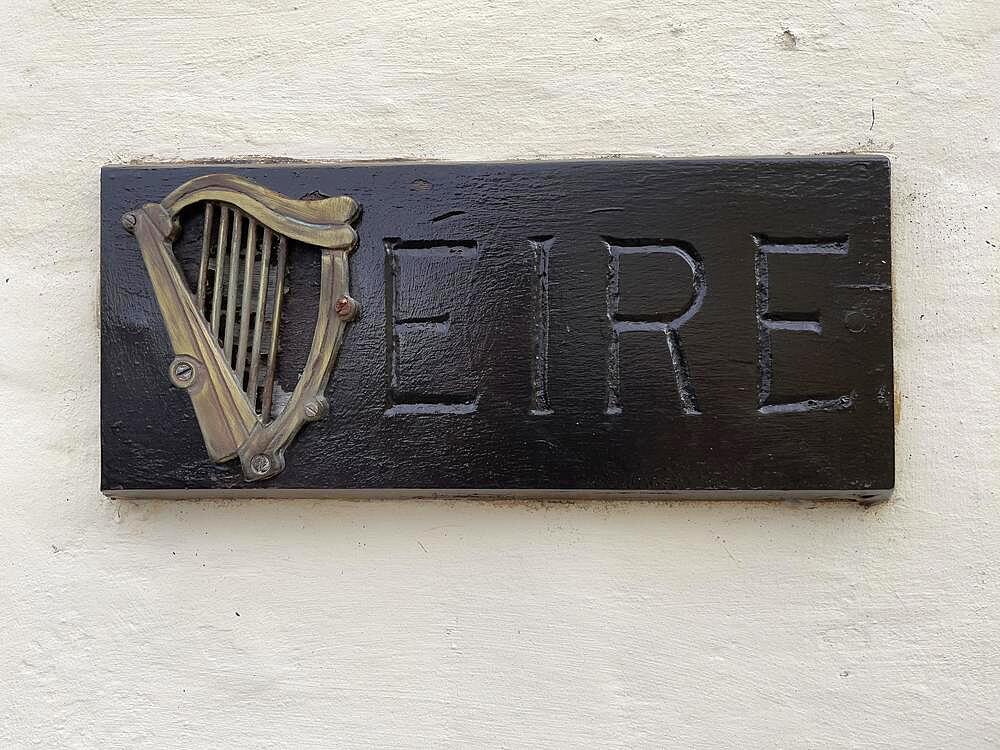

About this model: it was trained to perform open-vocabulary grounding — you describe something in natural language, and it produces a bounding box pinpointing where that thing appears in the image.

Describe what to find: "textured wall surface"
[1,1,998,747]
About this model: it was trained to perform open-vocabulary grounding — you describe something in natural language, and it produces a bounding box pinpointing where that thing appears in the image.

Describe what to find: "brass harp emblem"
[122,174,360,481]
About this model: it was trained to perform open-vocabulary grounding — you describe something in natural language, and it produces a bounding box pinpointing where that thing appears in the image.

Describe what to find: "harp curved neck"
[162,173,358,249]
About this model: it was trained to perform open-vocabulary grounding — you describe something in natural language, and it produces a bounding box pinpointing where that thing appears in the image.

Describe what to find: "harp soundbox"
[122,174,360,481]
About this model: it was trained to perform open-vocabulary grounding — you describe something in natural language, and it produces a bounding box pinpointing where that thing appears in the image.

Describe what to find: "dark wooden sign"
[101,157,893,499]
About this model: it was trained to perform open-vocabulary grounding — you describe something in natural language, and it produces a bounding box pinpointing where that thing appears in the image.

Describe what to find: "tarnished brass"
[122,174,359,481]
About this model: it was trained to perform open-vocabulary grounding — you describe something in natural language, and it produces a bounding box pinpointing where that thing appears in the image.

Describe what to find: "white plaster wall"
[1,1,998,747]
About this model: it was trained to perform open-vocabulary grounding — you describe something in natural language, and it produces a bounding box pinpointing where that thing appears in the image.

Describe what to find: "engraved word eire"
[384,235,856,418]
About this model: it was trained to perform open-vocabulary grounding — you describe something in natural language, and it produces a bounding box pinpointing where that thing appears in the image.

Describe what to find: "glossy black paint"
[101,158,893,495]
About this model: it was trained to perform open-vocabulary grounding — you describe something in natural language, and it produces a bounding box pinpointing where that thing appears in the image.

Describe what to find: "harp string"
[196,203,214,309]
[222,209,243,364]
[234,217,256,389]
[261,235,287,421]
[209,206,230,336]
[247,226,272,417]
[196,203,290,423]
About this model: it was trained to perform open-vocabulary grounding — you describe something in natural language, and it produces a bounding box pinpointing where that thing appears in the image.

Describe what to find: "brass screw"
[173,361,194,382]
[249,454,272,476]
[121,213,137,231]
[304,401,321,419]
[335,295,359,321]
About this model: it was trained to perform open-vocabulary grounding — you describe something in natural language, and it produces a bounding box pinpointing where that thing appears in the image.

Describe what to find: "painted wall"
[2,1,998,746]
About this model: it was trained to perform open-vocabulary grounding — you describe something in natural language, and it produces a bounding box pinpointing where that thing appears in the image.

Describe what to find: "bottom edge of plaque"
[102,487,892,504]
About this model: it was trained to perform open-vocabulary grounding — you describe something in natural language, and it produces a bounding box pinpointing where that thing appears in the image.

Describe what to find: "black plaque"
[101,157,893,498]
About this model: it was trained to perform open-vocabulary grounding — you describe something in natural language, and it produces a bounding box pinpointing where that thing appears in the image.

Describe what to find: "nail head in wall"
[779,28,798,49]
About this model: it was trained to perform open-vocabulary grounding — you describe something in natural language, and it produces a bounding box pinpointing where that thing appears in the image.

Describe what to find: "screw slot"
[303,400,326,420]
[173,362,193,381]
[249,454,272,476]
[168,357,198,388]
